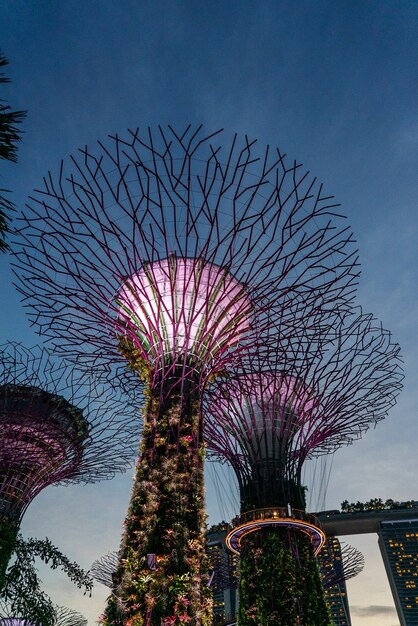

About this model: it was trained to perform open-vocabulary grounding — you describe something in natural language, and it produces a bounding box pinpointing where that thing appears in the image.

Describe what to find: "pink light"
[116,257,252,368]
[209,372,318,461]
[1,423,68,467]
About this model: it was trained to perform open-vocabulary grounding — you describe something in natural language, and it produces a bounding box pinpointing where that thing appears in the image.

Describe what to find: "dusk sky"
[1,2,417,625]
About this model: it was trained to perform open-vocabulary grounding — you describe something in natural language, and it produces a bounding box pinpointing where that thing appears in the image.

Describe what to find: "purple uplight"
[205,308,403,515]
[0,385,85,524]
[117,257,251,372]
[208,371,317,462]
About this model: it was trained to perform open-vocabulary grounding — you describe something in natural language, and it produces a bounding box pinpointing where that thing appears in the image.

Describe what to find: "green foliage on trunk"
[238,528,331,626]
[103,373,212,626]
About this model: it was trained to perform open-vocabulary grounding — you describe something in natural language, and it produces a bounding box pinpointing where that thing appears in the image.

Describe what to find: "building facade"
[319,502,418,626]
[317,536,352,626]
[206,524,238,624]
[378,519,418,626]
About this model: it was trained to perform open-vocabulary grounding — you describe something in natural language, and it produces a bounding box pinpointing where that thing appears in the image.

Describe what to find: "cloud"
[350,605,397,617]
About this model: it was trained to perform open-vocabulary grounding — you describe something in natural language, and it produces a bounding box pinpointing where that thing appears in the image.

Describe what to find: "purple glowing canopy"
[13,126,359,384]
[0,343,139,524]
[0,384,85,522]
[208,371,317,462]
[205,308,403,482]
[117,256,251,373]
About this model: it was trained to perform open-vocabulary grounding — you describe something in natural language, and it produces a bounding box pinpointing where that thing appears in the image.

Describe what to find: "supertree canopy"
[205,308,402,625]
[91,552,119,591]
[0,342,138,589]
[318,539,364,591]
[12,126,360,625]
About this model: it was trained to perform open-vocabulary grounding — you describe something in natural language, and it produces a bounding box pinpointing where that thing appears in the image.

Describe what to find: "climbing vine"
[103,343,212,626]
[238,529,331,626]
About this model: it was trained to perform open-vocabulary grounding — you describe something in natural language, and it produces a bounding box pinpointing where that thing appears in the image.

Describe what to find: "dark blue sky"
[1,2,417,624]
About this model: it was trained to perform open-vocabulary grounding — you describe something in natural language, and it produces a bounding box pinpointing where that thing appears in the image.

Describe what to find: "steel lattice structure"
[11,125,360,626]
[91,552,119,590]
[204,308,402,625]
[205,308,402,513]
[318,540,364,590]
[0,342,139,587]
[13,126,359,380]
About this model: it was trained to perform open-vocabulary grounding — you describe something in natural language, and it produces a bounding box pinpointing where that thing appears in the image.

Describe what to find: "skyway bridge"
[317,507,418,535]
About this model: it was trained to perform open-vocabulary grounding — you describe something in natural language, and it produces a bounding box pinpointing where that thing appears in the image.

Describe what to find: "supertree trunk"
[104,367,212,626]
[236,478,330,626]
[238,529,330,626]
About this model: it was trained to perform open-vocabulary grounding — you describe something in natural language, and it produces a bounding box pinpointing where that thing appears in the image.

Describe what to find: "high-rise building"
[319,501,418,626]
[318,536,351,626]
[379,519,418,626]
[206,524,238,624]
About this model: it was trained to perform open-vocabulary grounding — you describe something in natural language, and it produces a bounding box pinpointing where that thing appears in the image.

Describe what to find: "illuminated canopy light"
[116,256,252,369]
[208,372,318,461]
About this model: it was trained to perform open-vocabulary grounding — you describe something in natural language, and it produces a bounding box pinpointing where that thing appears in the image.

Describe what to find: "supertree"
[12,126,359,625]
[0,342,138,588]
[318,539,364,591]
[205,308,402,625]
[91,552,119,591]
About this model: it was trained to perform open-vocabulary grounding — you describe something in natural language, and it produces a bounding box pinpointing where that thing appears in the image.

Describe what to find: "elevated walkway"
[317,508,418,535]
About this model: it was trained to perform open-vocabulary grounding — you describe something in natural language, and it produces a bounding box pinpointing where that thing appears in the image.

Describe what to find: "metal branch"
[319,539,365,589]
[204,306,403,510]
[12,126,359,382]
[0,342,140,526]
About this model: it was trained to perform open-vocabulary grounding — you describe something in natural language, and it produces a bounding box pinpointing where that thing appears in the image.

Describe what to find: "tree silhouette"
[0,53,26,252]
